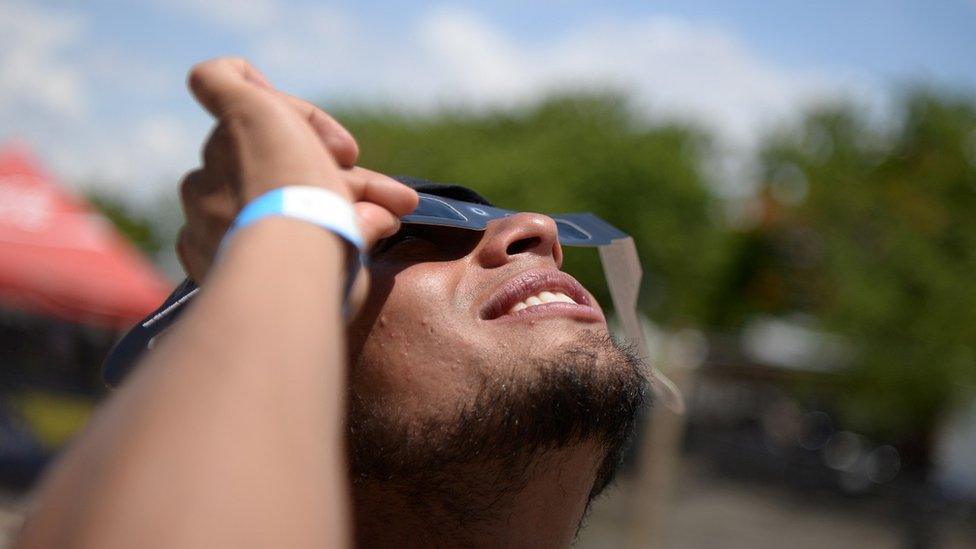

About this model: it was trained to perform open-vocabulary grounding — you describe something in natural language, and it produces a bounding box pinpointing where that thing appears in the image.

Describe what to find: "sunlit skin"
[346,214,617,547]
[12,58,640,549]
[348,214,609,423]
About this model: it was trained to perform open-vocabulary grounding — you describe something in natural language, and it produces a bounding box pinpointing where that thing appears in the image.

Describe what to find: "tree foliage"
[728,90,976,439]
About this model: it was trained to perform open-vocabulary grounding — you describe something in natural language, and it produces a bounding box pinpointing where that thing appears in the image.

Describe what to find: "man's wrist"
[227,186,363,250]
[220,186,363,303]
[223,215,348,285]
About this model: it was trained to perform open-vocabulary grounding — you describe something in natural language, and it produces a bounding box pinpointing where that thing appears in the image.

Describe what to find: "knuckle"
[223,94,288,126]
[187,59,219,92]
[180,169,234,223]
[178,169,203,206]
[325,134,355,163]
[188,57,248,84]
[201,195,234,226]
[335,131,359,154]
[175,227,189,258]
[202,124,229,165]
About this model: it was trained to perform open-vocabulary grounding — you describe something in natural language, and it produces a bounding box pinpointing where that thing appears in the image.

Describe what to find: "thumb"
[354,201,401,250]
[187,57,275,118]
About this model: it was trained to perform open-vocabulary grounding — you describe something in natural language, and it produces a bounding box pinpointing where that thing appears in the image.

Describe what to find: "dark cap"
[393,176,493,206]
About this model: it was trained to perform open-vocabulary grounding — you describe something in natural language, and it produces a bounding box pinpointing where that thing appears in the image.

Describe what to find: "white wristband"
[227,186,363,250]
[222,186,364,305]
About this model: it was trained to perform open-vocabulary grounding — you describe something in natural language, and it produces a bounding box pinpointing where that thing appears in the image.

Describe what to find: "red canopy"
[0,145,170,329]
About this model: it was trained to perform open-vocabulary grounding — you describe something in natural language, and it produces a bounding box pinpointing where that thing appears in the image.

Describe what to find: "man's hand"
[177,58,417,310]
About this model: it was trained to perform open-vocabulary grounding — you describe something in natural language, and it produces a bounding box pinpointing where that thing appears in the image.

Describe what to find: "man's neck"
[352,443,603,548]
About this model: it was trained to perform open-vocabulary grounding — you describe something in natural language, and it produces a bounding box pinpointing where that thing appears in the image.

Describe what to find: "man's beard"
[346,330,649,524]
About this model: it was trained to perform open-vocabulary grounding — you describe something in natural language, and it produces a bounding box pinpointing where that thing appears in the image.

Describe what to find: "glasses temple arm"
[598,237,685,413]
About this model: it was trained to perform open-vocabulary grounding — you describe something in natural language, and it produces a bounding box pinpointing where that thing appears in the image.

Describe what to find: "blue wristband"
[229,186,364,250]
[223,186,364,304]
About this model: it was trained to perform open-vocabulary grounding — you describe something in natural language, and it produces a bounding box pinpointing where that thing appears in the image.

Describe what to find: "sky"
[1,0,974,203]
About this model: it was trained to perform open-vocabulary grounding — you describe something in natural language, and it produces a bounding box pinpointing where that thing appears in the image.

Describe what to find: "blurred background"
[1,1,975,547]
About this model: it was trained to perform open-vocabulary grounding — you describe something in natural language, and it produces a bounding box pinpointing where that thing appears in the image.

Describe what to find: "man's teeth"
[508,291,577,313]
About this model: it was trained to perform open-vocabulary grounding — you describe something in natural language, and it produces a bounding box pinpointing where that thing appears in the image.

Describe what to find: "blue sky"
[2,0,974,202]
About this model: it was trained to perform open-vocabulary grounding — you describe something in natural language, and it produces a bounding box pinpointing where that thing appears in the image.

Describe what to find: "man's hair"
[392,176,494,206]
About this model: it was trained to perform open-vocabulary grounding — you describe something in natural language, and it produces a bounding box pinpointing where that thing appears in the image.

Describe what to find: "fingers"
[187,57,274,118]
[354,202,401,249]
[191,58,358,168]
[180,163,414,253]
[343,167,419,218]
[200,134,413,218]
[178,169,235,275]
[183,57,417,295]
[277,94,359,168]
[176,226,212,283]
[200,124,230,183]
[179,169,236,234]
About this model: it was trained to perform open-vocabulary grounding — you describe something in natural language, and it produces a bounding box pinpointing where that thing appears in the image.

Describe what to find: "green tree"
[729,90,976,444]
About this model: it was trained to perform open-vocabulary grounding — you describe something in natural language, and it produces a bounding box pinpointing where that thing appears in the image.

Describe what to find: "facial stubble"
[346,330,649,526]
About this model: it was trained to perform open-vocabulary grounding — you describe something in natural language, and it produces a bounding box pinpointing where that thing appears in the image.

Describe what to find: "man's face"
[345,209,646,498]
[349,212,608,416]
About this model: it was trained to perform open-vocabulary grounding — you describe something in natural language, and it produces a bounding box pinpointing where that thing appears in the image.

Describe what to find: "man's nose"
[475,212,563,269]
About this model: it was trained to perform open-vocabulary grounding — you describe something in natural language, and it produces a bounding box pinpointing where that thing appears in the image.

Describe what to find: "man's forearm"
[17,217,351,548]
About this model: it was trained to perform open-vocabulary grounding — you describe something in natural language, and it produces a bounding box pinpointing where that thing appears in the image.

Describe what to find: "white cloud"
[0,1,204,204]
[52,113,202,201]
[137,115,192,161]
[214,5,882,152]
[250,5,357,82]
[226,6,883,194]
[0,1,89,119]
[159,0,280,31]
[416,9,533,103]
[4,1,887,202]
[406,10,882,151]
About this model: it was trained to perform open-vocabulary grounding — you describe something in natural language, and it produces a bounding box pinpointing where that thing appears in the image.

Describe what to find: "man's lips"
[479,268,603,322]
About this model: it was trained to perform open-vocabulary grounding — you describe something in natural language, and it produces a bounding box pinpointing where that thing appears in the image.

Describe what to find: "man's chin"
[347,329,648,496]
[491,318,612,354]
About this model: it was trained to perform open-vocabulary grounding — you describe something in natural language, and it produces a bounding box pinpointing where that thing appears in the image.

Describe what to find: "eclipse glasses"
[103,192,684,413]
